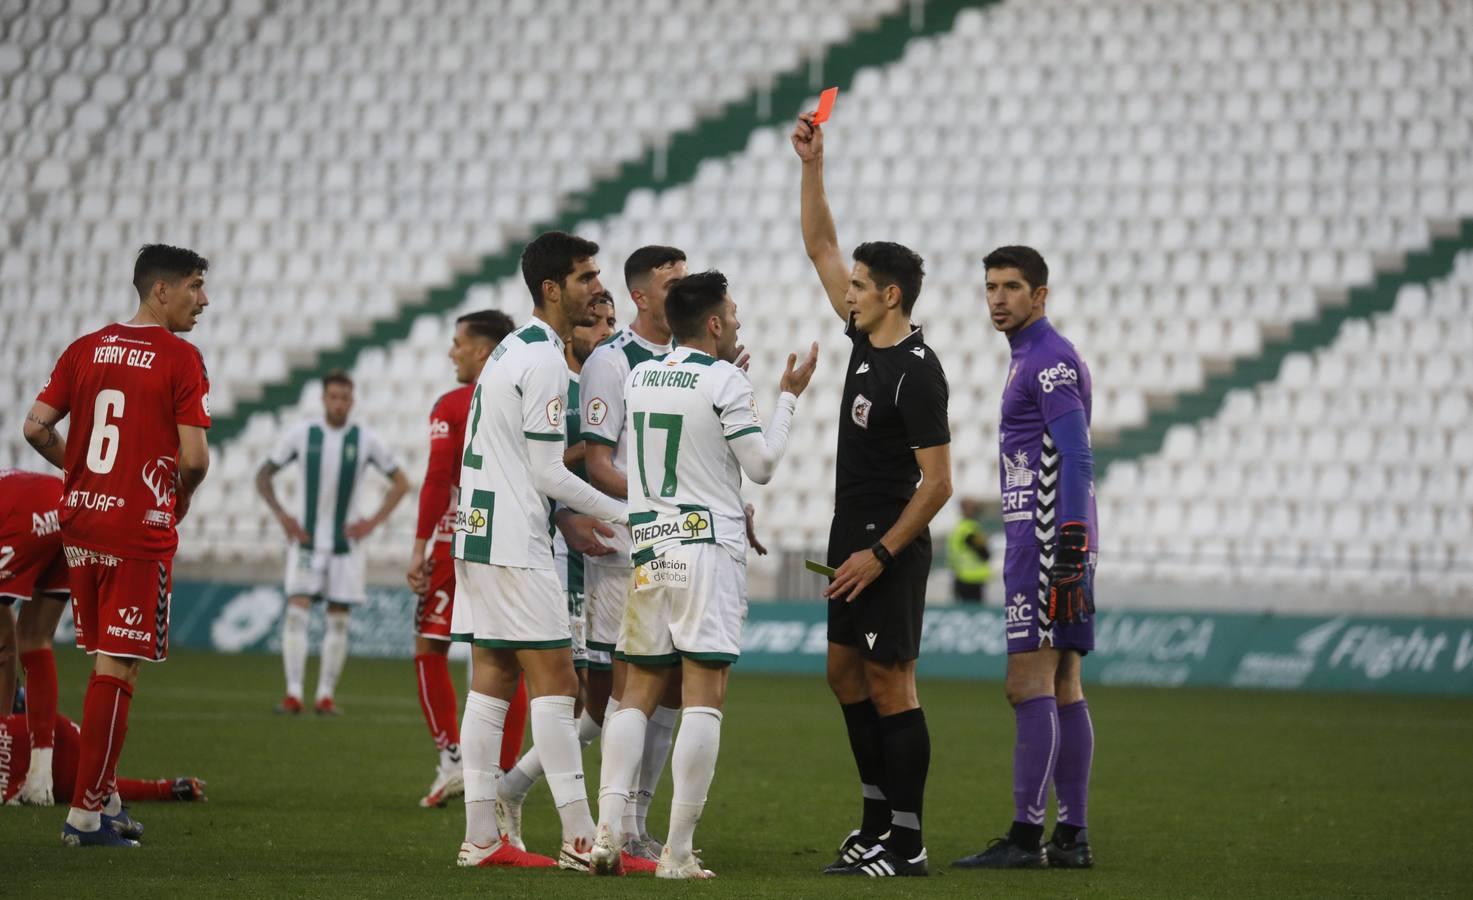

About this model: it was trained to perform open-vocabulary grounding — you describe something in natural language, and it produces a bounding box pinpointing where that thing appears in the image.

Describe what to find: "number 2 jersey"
[36,322,211,560]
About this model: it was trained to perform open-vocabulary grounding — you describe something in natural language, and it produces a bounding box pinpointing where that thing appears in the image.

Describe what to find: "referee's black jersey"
[833,314,950,511]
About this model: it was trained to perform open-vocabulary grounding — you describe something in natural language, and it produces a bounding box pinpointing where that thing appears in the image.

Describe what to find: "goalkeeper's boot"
[1045,825,1093,869]
[952,832,1047,869]
[832,844,929,877]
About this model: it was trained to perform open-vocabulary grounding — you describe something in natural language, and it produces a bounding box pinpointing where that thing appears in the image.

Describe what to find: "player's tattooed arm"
[22,401,66,469]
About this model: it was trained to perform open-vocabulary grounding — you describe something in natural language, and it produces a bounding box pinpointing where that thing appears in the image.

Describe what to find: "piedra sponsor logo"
[1231,617,1346,689]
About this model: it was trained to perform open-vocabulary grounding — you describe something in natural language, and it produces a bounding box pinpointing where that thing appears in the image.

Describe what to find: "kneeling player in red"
[22,245,212,847]
[0,469,72,805]
[1,713,207,809]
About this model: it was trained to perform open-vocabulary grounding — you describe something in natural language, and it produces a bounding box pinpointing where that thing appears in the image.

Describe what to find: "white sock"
[577,709,603,745]
[66,807,101,832]
[666,706,722,860]
[531,694,594,846]
[28,747,53,782]
[501,710,600,805]
[597,707,648,834]
[630,704,678,839]
[461,691,509,845]
[102,791,122,816]
[502,749,541,803]
[314,611,350,701]
[281,604,309,699]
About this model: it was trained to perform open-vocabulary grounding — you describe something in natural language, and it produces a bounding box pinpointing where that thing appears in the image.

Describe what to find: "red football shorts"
[0,529,68,605]
[66,547,171,662]
[415,542,455,641]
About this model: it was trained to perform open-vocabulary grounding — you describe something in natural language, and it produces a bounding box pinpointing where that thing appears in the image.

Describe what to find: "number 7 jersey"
[36,322,211,560]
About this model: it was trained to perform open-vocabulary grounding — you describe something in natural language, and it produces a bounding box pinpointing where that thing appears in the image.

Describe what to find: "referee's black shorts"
[825,503,931,663]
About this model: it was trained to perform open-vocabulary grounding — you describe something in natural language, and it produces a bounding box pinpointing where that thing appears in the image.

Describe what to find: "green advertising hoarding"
[55,580,1473,696]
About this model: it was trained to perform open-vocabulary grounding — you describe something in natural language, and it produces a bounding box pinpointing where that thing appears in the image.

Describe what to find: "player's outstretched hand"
[824,547,885,602]
[560,513,617,557]
[780,342,820,397]
[744,503,768,556]
[344,518,376,540]
[278,512,310,544]
[170,777,207,802]
[791,112,823,163]
[734,343,751,372]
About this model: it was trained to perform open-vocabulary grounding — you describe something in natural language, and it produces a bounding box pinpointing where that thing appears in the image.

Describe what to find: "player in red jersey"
[0,469,72,806]
[0,713,206,806]
[22,244,212,847]
[405,310,529,809]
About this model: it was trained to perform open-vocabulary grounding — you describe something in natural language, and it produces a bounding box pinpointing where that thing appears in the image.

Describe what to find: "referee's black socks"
[840,700,891,839]
[879,706,931,858]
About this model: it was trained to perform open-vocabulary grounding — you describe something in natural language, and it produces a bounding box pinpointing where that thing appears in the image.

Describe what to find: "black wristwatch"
[870,541,895,568]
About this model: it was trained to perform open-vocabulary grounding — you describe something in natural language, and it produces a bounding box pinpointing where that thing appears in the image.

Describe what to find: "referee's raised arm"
[792,112,851,321]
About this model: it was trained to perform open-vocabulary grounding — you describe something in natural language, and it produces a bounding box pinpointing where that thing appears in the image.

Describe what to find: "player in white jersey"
[590,270,818,878]
[256,370,408,715]
[451,231,626,871]
[578,245,688,857]
[495,292,618,852]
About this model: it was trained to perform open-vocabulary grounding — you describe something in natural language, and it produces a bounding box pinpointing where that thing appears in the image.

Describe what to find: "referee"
[792,112,953,878]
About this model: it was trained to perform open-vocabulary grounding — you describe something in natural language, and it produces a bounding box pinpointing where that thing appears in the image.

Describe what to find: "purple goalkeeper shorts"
[1002,541,1095,655]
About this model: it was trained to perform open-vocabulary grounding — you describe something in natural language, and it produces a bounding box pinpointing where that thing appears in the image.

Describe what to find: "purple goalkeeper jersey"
[998,318,1098,550]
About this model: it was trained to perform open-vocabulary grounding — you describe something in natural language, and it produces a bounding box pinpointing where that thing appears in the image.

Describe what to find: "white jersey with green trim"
[578,326,672,565]
[267,418,400,555]
[623,348,766,563]
[454,319,571,570]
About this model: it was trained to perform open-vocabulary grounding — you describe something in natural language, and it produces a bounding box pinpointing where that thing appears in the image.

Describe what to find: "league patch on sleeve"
[546,396,563,428]
[585,397,607,426]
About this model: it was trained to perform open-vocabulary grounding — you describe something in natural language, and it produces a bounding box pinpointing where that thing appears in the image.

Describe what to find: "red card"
[812,86,838,124]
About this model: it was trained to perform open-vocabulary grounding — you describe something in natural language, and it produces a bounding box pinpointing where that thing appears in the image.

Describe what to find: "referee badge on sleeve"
[851,393,872,429]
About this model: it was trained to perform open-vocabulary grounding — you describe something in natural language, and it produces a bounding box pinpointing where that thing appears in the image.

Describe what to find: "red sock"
[19,648,57,749]
[116,778,172,801]
[413,653,460,750]
[71,674,132,812]
[499,675,529,771]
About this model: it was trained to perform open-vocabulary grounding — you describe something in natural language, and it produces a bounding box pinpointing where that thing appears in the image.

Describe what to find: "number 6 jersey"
[36,322,211,560]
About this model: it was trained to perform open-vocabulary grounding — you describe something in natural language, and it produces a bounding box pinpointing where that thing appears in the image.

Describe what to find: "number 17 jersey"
[36,322,212,560]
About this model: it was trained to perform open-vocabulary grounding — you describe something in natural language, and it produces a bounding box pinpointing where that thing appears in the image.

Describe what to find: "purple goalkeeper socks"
[1054,699,1093,828]
[1012,696,1060,827]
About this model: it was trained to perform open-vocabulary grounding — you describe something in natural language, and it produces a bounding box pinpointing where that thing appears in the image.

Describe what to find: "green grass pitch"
[4,649,1471,897]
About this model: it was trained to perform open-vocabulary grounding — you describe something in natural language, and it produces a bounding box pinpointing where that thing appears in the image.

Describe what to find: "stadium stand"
[4,0,1471,603]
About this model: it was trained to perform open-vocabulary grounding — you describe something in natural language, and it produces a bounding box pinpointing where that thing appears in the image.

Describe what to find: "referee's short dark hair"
[624,245,686,286]
[853,241,925,315]
[455,309,515,344]
[133,243,208,297]
[521,230,599,306]
[664,270,729,344]
[983,245,1049,292]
